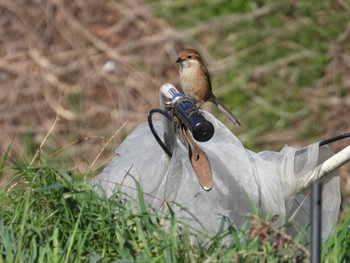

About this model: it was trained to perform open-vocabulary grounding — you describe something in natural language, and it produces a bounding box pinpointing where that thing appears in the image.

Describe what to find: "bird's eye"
[187,55,192,59]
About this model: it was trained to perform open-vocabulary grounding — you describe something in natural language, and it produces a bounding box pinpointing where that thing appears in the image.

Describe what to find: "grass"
[0,150,348,262]
[322,207,350,262]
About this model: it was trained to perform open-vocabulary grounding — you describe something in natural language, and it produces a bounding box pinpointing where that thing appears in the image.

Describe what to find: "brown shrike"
[176,48,241,126]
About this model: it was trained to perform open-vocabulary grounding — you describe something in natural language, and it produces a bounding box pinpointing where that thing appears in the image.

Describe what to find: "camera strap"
[177,124,213,191]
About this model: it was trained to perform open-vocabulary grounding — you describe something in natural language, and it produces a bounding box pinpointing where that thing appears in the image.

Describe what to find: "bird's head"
[176,49,204,69]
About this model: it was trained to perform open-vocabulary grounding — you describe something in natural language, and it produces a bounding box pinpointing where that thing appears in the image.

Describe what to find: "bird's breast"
[179,67,211,102]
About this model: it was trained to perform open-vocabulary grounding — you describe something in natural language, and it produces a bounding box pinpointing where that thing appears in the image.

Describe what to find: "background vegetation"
[0,0,350,261]
[1,157,350,262]
[152,0,350,151]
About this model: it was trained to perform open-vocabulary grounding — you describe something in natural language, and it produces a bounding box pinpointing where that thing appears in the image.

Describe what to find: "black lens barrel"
[173,98,214,142]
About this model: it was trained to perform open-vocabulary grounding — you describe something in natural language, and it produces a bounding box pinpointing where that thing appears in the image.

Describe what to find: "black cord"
[319,133,350,147]
[147,108,173,158]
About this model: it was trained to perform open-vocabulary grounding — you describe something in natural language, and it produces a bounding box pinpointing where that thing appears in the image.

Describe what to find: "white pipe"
[300,145,350,191]
[159,83,179,156]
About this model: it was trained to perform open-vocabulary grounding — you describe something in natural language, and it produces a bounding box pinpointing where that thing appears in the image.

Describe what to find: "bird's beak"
[176,57,183,63]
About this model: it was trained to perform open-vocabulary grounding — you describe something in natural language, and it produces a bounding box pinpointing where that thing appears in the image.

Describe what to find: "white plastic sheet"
[94,112,340,239]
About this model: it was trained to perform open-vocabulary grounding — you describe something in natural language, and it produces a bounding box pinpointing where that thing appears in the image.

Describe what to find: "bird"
[176,48,241,126]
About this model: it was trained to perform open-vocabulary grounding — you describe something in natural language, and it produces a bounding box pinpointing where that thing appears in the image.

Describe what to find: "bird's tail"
[211,96,241,126]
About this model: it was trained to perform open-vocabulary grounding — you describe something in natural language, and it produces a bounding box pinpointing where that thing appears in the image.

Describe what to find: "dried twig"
[250,214,310,260]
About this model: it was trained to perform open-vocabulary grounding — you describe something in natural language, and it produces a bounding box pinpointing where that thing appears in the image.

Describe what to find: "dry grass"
[0,0,184,170]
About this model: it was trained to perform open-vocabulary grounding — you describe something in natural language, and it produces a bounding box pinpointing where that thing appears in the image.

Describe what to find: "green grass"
[0,151,348,262]
[322,207,350,262]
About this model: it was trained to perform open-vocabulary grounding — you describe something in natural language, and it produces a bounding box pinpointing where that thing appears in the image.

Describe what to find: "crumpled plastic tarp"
[94,112,340,239]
